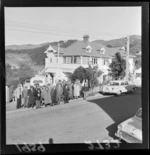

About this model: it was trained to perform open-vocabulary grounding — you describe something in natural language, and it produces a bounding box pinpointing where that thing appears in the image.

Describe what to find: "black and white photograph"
[0,1,149,153]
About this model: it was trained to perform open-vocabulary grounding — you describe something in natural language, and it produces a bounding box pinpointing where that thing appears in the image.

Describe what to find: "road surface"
[6,89,141,144]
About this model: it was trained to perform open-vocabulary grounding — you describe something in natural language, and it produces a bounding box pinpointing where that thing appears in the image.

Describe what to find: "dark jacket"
[28,88,36,106]
[35,88,41,101]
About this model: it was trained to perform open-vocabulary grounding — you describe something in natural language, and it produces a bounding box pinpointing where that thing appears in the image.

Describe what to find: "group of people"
[14,79,89,110]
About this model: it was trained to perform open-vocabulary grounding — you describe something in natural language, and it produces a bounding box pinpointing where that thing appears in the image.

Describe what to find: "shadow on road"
[88,89,142,139]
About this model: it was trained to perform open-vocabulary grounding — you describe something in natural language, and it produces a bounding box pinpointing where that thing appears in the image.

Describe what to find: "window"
[121,82,124,85]
[65,57,78,64]
[86,45,92,53]
[63,57,66,63]
[124,82,128,85]
[110,82,119,86]
[92,58,98,64]
[33,80,43,84]
[102,59,106,65]
[100,47,105,54]
[74,56,77,63]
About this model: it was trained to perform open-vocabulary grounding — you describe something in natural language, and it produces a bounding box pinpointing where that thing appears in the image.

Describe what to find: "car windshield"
[38,80,43,83]
[33,80,43,83]
[110,82,119,86]
[135,109,142,119]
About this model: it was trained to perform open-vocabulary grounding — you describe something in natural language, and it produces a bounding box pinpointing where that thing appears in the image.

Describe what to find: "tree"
[6,62,34,86]
[69,65,103,89]
[85,65,103,89]
[109,52,126,80]
[69,66,87,83]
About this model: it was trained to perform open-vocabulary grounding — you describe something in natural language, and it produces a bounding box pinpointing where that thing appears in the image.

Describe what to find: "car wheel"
[116,90,121,96]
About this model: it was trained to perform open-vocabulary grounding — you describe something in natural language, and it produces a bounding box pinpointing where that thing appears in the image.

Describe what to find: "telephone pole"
[57,42,60,78]
[126,35,130,81]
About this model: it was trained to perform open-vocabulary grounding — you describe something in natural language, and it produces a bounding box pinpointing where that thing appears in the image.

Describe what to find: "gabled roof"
[44,45,64,54]
[62,40,135,58]
[63,41,111,58]
[45,40,136,59]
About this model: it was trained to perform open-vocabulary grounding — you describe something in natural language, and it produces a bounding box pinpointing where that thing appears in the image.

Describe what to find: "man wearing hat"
[35,84,42,109]
[28,85,36,108]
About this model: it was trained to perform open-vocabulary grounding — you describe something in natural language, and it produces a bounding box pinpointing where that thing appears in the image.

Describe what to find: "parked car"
[101,80,136,96]
[115,108,142,143]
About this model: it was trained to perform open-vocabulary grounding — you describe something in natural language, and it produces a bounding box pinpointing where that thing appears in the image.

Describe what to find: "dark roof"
[63,41,111,58]
[63,41,136,58]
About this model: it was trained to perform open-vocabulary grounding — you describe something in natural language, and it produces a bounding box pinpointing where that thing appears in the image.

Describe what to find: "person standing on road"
[22,86,28,108]
[42,86,51,107]
[73,81,80,99]
[63,83,70,103]
[78,80,82,98]
[51,84,56,106]
[15,84,22,109]
[28,86,36,108]
[35,86,41,109]
[68,81,73,100]
[47,84,53,106]
[56,80,63,105]
[40,86,45,107]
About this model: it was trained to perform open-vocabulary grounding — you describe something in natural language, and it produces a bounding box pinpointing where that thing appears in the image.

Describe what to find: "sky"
[5,7,141,45]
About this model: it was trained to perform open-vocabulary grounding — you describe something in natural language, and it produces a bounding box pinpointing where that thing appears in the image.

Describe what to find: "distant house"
[133,67,141,87]
[44,35,136,84]
[10,64,20,69]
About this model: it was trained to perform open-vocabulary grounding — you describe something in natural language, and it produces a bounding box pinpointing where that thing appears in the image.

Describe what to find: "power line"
[6,26,80,39]
[6,20,96,34]
[6,21,80,36]
[6,20,122,37]
[6,25,101,40]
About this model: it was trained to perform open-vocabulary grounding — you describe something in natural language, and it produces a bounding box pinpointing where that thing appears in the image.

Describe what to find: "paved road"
[6,89,141,144]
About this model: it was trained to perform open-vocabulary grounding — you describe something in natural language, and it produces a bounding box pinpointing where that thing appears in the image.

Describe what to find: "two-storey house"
[43,35,136,84]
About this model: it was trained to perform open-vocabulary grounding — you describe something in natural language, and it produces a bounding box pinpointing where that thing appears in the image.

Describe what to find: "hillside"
[6,40,77,51]
[96,35,141,55]
[6,42,50,50]
[5,36,141,67]
[92,40,106,44]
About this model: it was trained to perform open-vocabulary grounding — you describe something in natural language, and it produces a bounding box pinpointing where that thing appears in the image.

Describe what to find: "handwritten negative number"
[16,142,46,152]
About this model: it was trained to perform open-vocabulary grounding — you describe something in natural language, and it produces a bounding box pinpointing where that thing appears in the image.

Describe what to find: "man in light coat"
[22,86,28,108]
[55,80,63,105]
[15,84,22,109]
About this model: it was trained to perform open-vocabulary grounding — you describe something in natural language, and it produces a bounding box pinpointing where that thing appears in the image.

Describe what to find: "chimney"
[83,35,89,45]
